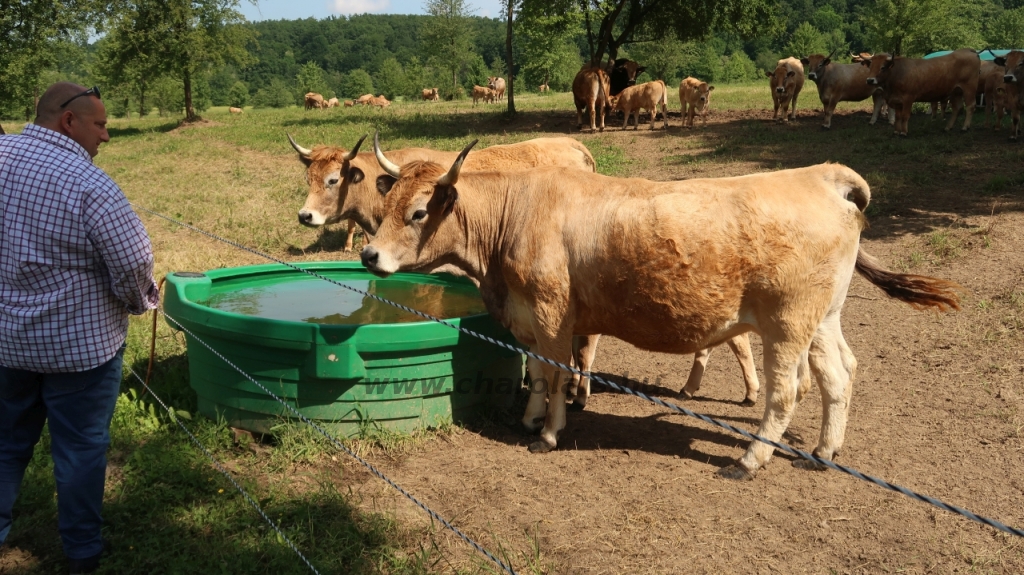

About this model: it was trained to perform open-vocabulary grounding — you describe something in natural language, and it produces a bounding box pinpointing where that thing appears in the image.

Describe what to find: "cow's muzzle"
[699,96,706,101]
[808,73,818,80]
[361,245,385,275]
[297,211,317,227]
[866,78,877,85]
[1005,74,1018,84]
[775,87,784,94]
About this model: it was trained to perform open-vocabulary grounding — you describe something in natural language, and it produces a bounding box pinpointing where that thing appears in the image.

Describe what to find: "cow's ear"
[786,70,795,77]
[376,175,396,196]
[859,58,871,67]
[430,184,458,216]
[994,57,1006,66]
[637,66,646,75]
[881,60,895,71]
[800,57,809,65]
[823,57,831,65]
[348,167,364,184]
[765,70,773,78]
[708,85,715,91]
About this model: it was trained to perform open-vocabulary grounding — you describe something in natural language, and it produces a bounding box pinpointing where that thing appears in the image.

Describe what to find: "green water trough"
[163,262,525,436]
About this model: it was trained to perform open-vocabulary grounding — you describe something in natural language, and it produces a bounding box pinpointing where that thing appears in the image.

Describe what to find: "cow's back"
[819,63,875,102]
[471,138,596,173]
[889,50,980,103]
[573,66,610,109]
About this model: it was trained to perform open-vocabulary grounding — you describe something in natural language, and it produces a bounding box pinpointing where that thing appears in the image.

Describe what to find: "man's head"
[34,82,109,158]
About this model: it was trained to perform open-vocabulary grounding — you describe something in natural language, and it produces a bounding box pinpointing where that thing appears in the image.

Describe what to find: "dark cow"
[608,58,646,96]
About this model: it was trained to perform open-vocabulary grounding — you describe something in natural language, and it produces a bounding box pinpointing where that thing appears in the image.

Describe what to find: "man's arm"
[83,180,158,315]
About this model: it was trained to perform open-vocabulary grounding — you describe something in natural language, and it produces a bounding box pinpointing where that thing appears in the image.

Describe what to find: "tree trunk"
[505,0,516,115]
[0,124,5,135]
[139,83,147,117]
[184,69,197,121]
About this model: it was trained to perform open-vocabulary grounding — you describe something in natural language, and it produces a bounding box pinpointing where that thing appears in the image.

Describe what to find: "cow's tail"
[831,165,963,311]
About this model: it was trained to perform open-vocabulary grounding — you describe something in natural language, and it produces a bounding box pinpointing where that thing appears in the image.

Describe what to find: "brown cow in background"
[679,77,715,128]
[801,52,886,128]
[487,77,506,100]
[304,92,325,110]
[572,65,612,132]
[610,80,669,130]
[421,88,439,101]
[767,57,805,122]
[994,51,1024,140]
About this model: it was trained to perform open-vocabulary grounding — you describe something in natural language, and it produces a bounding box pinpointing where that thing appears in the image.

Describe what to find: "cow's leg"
[529,338,574,454]
[794,312,857,471]
[576,106,584,131]
[961,87,976,131]
[945,92,964,131]
[994,97,1003,131]
[772,98,780,121]
[589,95,598,132]
[621,107,629,130]
[343,220,356,252]
[569,334,601,410]
[823,98,836,129]
[523,350,549,433]
[718,336,808,480]
[790,91,799,120]
[633,109,641,130]
[680,346,712,399]
[795,349,812,404]
[726,333,760,406]
[869,94,884,125]
[1011,106,1020,141]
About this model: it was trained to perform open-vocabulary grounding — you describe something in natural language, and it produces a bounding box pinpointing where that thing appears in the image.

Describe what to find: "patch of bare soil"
[322,105,1024,574]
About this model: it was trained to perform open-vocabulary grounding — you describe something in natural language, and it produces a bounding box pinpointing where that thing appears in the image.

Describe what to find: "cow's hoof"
[528,439,556,453]
[679,388,695,400]
[716,464,755,481]
[740,397,756,407]
[522,418,543,434]
[793,457,831,471]
[567,401,586,412]
[821,125,830,130]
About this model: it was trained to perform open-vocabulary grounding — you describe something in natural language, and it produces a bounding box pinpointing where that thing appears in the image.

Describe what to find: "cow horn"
[437,139,478,187]
[287,133,312,158]
[343,134,367,161]
[373,131,402,178]
[826,47,837,60]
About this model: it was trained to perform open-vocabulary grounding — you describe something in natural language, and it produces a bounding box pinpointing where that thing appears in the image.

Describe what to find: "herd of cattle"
[304,91,391,110]
[572,49,1024,139]
[284,114,961,480]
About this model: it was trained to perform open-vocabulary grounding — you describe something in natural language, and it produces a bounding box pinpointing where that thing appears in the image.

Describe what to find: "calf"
[487,77,506,100]
[326,97,340,108]
[362,142,960,480]
[801,52,886,128]
[572,65,612,132]
[610,80,669,130]
[539,83,549,93]
[862,49,979,136]
[994,51,1024,140]
[422,88,439,101]
[304,92,325,110]
[767,57,805,122]
[368,95,391,108]
[471,85,493,106]
[679,77,714,128]
[355,94,374,105]
[228,107,243,114]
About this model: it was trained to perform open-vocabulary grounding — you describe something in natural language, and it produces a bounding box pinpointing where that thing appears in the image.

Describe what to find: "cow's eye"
[327,178,339,186]
[411,209,427,221]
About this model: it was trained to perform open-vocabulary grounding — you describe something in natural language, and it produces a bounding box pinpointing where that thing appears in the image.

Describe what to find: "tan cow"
[228,107,243,114]
[801,52,886,128]
[995,51,1024,140]
[326,97,340,108]
[421,88,439,101]
[679,77,714,128]
[487,77,506,100]
[609,80,669,130]
[861,49,979,136]
[361,142,960,481]
[471,85,493,106]
[539,83,549,93]
[767,57,805,122]
[304,92,325,110]
[355,94,374,105]
[572,65,612,132]
[343,100,355,107]
[368,95,391,108]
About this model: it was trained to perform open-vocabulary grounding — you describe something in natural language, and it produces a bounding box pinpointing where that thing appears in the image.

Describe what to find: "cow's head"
[768,62,798,96]
[361,134,476,277]
[610,59,646,92]
[289,133,368,228]
[861,53,895,86]
[801,49,836,82]
[690,81,714,110]
[995,51,1024,85]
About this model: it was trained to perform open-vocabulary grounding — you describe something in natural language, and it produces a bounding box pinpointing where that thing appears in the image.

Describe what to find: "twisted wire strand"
[134,202,1024,539]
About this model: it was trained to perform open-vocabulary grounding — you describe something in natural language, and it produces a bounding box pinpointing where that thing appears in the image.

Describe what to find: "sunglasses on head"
[59,86,101,109]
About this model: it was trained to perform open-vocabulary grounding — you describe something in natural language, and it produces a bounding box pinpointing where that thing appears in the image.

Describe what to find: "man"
[0,83,158,574]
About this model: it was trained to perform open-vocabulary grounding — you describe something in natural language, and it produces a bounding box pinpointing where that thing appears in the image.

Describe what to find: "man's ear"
[376,175,396,195]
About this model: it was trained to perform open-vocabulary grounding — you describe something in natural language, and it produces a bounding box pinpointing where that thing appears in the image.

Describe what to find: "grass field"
[1,84,1023,575]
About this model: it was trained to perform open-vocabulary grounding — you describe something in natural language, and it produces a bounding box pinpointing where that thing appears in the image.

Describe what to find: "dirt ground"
[325,106,1024,574]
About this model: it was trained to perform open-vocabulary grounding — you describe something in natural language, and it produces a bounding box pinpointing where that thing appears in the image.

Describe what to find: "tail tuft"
[855,250,962,311]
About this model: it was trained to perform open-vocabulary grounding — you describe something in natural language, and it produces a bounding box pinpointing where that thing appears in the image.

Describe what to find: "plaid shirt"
[0,124,158,372]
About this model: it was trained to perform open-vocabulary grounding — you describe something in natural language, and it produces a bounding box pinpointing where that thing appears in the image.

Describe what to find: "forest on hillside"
[2,0,1024,120]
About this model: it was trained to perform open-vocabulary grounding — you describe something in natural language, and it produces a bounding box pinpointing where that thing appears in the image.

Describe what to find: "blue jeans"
[0,347,123,560]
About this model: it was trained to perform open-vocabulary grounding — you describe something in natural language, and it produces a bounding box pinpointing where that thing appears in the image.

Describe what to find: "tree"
[861,0,985,56]
[296,61,328,96]
[628,37,689,80]
[374,58,409,99]
[784,22,827,58]
[100,0,256,122]
[517,2,584,91]
[341,69,375,98]
[986,7,1024,48]
[228,81,249,107]
[422,0,476,92]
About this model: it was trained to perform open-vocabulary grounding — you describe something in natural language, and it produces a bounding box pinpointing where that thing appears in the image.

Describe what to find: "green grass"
[2,84,1024,574]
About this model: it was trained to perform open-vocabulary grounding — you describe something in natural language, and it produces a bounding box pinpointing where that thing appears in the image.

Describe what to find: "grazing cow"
[422,88,439,101]
[361,141,961,481]
[344,100,354,107]
[304,92,325,110]
[609,80,669,130]
[608,59,646,96]
[994,51,1024,140]
[355,94,374,105]
[767,57,805,122]
[326,97,340,108]
[572,65,612,132]
[679,77,715,128]
[539,83,549,93]
[861,49,979,136]
[228,107,243,114]
[471,85,494,106]
[366,95,390,108]
[487,77,506,100]
[801,51,886,128]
